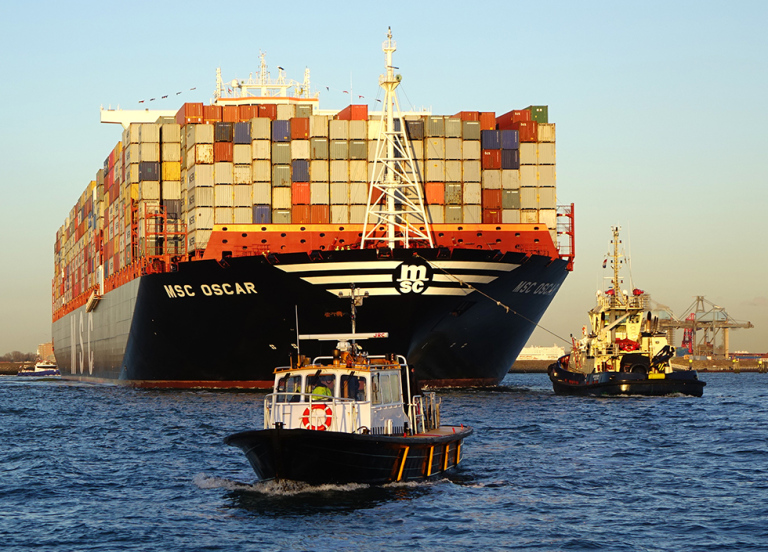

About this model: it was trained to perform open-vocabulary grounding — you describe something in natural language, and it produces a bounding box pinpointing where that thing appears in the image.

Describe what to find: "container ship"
[52,30,575,388]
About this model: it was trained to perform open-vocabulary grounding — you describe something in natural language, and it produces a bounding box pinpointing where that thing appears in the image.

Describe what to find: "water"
[2,373,767,551]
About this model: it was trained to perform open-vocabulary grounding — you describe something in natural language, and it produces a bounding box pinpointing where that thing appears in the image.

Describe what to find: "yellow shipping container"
[162,161,181,181]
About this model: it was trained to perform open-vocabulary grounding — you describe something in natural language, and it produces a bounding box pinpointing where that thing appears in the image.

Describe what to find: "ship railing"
[409,392,440,434]
[264,392,366,433]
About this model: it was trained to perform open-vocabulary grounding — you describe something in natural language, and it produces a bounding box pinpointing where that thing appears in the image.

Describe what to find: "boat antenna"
[295,305,301,358]
[362,27,433,250]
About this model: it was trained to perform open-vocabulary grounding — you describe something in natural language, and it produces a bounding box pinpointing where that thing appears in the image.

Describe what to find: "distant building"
[37,342,54,361]
[518,345,565,361]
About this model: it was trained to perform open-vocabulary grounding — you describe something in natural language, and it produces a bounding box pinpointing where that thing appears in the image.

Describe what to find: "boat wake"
[194,473,369,495]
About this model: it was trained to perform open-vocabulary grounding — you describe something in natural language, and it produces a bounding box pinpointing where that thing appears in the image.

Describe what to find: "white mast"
[361,28,433,249]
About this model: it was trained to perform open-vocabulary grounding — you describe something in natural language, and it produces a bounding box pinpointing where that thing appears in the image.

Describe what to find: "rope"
[414,253,572,346]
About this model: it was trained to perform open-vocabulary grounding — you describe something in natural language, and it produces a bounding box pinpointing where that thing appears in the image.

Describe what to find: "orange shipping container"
[258,104,277,120]
[203,105,222,123]
[425,182,445,205]
[292,204,311,224]
[310,204,329,223]
[222,105,239,123]
[239,105,259,120]
[452,111,480,121]
[512,120,538,142]
[214,142,233,162]
[482,209,502,224]
[482,150,501,170]
[496,109,530,130]
[176,103,204,126]
[479,112,496,130]
[335,104,368,121]
[482,189,502,209]
[291,117,310,139]
[292,182,311,205]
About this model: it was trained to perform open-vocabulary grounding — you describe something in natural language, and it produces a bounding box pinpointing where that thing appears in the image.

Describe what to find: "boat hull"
[53,248,569,388]
[224,426,472,484]
[548,364,706,397]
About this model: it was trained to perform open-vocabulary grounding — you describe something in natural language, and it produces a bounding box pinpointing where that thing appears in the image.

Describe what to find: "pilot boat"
[17,361,61,377]
[547,226,705,397]
[225,330,472,485]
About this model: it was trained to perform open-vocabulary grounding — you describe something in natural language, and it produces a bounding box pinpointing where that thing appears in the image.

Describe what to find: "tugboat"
[226,287,472,484]
[17,361,61,377]
[548,227,705,397]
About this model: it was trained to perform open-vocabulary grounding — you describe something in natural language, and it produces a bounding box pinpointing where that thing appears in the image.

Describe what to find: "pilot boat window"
[371,373,399,405]
[341,375,367,401]
[306,373,336,400]
[276,375,302,403]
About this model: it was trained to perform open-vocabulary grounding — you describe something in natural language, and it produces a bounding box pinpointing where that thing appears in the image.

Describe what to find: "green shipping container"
[526,105,548,124]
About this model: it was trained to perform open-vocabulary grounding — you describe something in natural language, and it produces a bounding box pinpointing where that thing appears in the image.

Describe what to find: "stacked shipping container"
[53,102,556,316]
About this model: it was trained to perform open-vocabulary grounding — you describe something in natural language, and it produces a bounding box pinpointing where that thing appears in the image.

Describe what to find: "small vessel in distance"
[548,226,705,397]
[225,332,472,484]
[17,361,61,377]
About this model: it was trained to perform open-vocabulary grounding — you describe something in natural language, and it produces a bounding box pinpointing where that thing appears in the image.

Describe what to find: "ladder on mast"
[361,28,433,250]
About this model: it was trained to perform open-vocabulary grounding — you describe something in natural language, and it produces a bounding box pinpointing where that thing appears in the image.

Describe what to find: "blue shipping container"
[234,122,251,144]
[501,149,520,170]
[252,205,272,224]
[500,130,519,150]
[272,120,291,142]
[139,161,160,181]
[481,130,501,150]
[292,159,310,182]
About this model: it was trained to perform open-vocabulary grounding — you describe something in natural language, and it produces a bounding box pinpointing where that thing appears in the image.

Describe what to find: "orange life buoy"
[301,404,333,431]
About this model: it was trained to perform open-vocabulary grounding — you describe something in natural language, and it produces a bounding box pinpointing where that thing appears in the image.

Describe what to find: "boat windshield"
[371,372,401,405]
[306,373,336,400]
[340,374,367,401]
[275,374,303,403]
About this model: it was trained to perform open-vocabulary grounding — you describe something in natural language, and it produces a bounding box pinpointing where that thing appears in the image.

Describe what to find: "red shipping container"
[203,104,222,122]
[452,111,480,121]
[258,104,277,120]
[512,120,538,142]
[479,112,496,130]
[214,142,233,162]
[310,204,330,224]
[335,104,368,121]
[222,105,239,123]
[291,117,310,139]
[482,189,502,210]
[496,109,530,130]
[239,105,258,121]
[482,149,501,170]
[483,209,502,224]
[176,102,204,126]
[292,204,311,224]
[292,182,311,204]
[425,182,445,205]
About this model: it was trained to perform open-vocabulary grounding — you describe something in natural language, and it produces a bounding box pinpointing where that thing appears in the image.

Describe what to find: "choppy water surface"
[2,373,767,551]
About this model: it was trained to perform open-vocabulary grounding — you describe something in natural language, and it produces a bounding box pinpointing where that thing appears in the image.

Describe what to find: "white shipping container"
[463,205,481,223]
[368,161,384,183]
[330,182,349,205]
[538,187,557,209]
[462,140,481,160]
[309,115,329,137]
[330,160,349,182]
[291,140,310,160]
[502,170,521,190]
[520,165,538,187]
[445,160,462,182]
[186,124,214,146]
[427,204,444,223]
[251,140,271,160]
[139,123,160,143]
[139,142,160,162]
[194,144,214,165]
[215,207,233,224]
[425,160,445,182]
[538,123,556,143]
[215,185,234,207]
[310,182,329,204]
[349,160,367,182]
[426,138,445,160]
[538,165,556,187]
[539,208,557,230]
[410,140,424,160]
[277,104,295,120]
[463,160,481,183]
[214,162,234,184]
[349,204,366,223]
[160,123,181,143]
[233,165,251,185]
[331,204,349,224]
[538,143,556,164]
[234,185,252,207]
[482,170,501,189]
[521,210,538,224]
[367,119,382,140]
[349,120,367,140]
[251,160,271,182]
[195,187,214,207]
[329,120,349,140]
[190,164,214,188]
[502,209,521,223]
[310,160,329,182]
[233,144,251,165]
[161,143,181,162]
[127,164,139,184]
[250,118,271,140]
[252,182,271,205]
[463,182,482,204]
[189,207,214,229]
[445,138,462,160]
[520,143,537,165]
[272,187,292,209]
[140,181,160,200]
[349,182,368,204]
[520,188,538,209]
[234,207,253,224]
[161,181,181,200]
[124,124,140,144]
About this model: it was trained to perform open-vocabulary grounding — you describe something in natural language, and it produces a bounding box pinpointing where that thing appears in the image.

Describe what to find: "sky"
[0,0,766,355]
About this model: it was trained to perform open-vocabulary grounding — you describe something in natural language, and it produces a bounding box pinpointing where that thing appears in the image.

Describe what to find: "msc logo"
[393,260,432,294]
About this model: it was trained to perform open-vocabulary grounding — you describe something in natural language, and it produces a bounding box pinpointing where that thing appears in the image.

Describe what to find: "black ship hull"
[224,426,472,484]
[548,363,706,397]
[53,247,569,388]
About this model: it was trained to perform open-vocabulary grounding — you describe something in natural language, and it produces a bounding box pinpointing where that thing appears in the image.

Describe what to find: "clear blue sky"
[0,0,766,355]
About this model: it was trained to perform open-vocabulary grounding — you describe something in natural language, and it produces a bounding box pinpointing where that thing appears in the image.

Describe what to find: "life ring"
[301,404,333,431]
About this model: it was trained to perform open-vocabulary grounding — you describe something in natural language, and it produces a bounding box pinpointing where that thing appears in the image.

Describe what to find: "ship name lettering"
[513,281,538,293]
[534,283,560,296]
[165,282,257,298]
